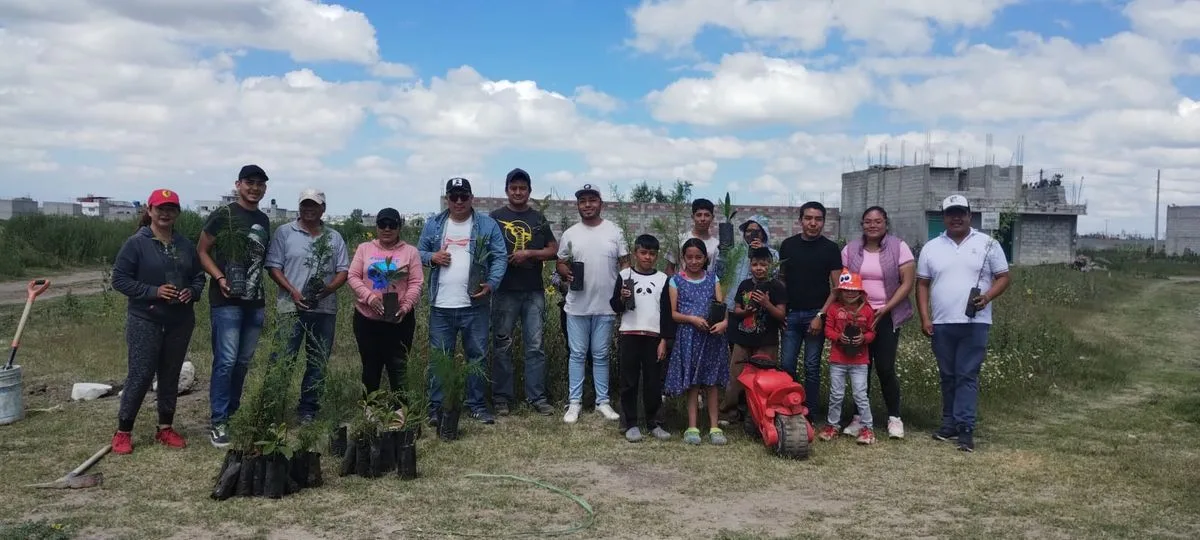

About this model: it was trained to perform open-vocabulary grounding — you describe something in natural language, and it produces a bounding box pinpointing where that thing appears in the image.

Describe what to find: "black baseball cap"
[376,208,401,225]
[505,168,531,187]
[446,177,472,195]
[238,164,268,181]
[574,183,601,199]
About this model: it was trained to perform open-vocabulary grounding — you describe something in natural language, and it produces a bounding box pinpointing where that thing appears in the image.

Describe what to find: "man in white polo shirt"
[916,194,1011,453]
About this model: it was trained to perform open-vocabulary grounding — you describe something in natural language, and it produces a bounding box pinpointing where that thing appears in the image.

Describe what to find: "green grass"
[2,263,1200,538]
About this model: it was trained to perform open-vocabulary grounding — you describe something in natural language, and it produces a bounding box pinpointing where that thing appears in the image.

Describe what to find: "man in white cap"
[916,194,1011,453]
[265,188,350,422]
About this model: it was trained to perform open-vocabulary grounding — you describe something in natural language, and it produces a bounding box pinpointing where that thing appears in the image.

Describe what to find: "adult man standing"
[489,168,558,416]
[197,164,272,448]
[917,195,1011,453]
[665,198,721,275]
[778,201,843,417]
[418,178,508,425]
[557,184,629,424]
[264,188,350,423]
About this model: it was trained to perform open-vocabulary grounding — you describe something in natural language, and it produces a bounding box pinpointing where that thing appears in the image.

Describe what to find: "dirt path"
[0,269,107,305]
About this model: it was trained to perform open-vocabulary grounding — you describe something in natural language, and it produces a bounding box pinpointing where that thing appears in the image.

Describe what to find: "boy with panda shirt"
[609,234,675,442]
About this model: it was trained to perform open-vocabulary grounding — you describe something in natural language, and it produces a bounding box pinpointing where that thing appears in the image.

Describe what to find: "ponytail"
[137,208,152,229]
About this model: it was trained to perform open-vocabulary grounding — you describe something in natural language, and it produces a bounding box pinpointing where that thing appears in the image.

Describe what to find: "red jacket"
[824,301,876,365]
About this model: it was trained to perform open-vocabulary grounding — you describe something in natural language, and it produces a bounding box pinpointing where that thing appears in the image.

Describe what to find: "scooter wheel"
[774,414,811,460]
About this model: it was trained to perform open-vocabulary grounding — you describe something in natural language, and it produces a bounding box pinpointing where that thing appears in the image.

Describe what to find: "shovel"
[4,279,51,370]
[27,444,110,489]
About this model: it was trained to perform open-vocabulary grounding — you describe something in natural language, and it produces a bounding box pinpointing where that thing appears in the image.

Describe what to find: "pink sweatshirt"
[348,239,424,321]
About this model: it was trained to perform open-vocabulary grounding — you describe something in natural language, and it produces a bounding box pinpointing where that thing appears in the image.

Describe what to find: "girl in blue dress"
[665,238,730,445]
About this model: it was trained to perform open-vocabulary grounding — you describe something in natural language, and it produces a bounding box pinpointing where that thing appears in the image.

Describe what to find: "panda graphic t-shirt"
[609,267,674,336]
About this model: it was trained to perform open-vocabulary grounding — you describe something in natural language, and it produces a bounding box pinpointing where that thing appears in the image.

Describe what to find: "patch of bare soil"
[0,270,106,305]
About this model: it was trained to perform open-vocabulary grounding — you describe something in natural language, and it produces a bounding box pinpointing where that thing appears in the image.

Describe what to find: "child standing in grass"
[665,238,730,445]
[820,270,878,445]
[609,234,674,442]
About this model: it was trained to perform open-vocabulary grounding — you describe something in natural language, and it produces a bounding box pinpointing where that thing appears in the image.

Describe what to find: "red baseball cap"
[148,188,181,207]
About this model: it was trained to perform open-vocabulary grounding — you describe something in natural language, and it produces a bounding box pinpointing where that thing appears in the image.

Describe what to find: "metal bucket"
[0,365,24,426]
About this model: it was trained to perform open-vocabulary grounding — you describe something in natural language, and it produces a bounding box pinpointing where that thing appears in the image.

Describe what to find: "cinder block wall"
[1015,214,1077,264]
[1166,205,1200,255]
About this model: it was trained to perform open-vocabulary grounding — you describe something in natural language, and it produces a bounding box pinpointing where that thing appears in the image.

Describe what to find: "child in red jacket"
[819,270,878,445]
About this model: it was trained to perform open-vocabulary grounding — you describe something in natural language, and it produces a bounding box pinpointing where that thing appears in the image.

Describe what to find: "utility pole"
[1155,169,1161,253]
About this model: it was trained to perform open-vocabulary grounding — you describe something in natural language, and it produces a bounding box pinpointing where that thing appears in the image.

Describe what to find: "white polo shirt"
[917,229,1010,325]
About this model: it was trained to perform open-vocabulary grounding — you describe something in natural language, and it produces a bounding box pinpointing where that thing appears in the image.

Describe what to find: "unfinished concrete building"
[840,164,1087,265]
[1165,205,1200,255]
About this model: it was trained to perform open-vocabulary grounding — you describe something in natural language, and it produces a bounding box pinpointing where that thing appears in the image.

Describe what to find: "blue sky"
[1,0,1198,236]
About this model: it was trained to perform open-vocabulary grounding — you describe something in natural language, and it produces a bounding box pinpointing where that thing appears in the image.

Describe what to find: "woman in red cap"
[108,189,206,454]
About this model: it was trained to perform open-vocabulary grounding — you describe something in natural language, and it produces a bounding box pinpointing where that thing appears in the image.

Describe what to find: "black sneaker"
[210,425,231,448]
[427,409,441,428]
[957,428,975,452]
[531,401,555,416]
[932,426,958,442]
[470,409,496,425]
[494,401,510,417]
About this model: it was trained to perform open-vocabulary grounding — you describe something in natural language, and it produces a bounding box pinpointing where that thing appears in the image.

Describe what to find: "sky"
[1,0,1198,236]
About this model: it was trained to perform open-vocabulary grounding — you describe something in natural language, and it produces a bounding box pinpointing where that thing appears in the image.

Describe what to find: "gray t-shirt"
[265,221,350,315]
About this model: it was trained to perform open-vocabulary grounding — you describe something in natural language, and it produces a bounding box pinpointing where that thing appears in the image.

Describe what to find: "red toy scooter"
[738,353,813,459]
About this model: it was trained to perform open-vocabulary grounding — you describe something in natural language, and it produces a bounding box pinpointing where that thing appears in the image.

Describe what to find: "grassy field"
[2,259,1199,539]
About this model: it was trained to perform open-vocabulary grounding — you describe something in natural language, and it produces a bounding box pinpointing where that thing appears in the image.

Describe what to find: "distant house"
[41,201,83,216]
[77,195,138,221]
[0,197,39,220]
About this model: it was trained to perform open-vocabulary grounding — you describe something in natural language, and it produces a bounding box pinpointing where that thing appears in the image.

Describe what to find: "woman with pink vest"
[348,208,424,398]
[840,206,916,439]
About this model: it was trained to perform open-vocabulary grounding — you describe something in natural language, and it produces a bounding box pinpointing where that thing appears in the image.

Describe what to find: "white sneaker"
[842,415,864,436]
[887,416,905,439]
[563,403,582,424]
[596,403,620,421]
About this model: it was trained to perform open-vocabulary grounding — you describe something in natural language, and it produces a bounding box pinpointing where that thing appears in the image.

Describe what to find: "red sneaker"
[112,432,133,455]
[856,426,877,445]
[818,424,840,441]
[155,427,187,449]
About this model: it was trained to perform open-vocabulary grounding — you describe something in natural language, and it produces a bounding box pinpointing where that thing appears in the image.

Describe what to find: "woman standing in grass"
[110,189,206,454]
[841,206,915,439]
[348,208,424,398]
[665,238,730,445]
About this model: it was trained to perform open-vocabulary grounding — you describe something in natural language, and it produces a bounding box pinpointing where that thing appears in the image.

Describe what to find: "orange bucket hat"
[836,269,864,292]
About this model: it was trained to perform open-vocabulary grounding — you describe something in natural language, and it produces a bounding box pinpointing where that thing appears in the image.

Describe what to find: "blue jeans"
[209,305,266,426]
[270,311,336,419]
[780,309,826,414]
[566,314,615,405]
[428,305,490,412]
[491,291,548,406]
[932,323,990,430]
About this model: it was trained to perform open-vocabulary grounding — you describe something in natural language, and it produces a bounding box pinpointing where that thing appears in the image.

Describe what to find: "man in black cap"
[488,168,558,416]
[417,177,509,426]
[197,164,272,448]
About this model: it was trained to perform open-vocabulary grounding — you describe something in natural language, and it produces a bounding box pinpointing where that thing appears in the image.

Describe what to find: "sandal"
[683,427,702,445]
[708,428,728,446]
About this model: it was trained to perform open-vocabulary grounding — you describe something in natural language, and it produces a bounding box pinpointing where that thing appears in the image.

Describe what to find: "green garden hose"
[393,473,595,538]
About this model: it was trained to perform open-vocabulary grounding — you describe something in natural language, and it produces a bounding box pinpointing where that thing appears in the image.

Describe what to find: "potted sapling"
[565,241,585,292]
[395,390,427,480]
[468,234,491,297]
[290,418,325,491]
[299,231,334,310]
[707,241,744,325]
[254,422,294,499]
[718,192,738,250]
[841,306,865,358]
[619,244,635,311]
[160,241,187,305]
[213,205,251,297]
[341,389,398,478]
[429,348,486,441]
[367,256,408,322]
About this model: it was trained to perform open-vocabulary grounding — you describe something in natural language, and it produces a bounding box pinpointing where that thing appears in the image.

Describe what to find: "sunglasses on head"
[447,193,470,202]
[377,220,399,230]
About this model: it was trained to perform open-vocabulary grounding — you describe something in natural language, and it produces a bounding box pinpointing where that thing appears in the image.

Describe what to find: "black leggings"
[117,313,195,432]
[619,334,663,430]
[353,311,416,399]
[855,311,902,419]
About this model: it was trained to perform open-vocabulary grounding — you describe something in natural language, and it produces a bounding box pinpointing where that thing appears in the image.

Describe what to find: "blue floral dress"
[665,271,730,396]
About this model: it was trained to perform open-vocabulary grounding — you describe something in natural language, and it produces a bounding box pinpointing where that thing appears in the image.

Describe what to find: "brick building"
[1165,205,1200,255]
[840,164,1086,265]
[457,197,839,247]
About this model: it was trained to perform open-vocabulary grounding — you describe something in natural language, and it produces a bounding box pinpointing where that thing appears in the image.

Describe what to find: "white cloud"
[573,86,622,113]
[1124,0,1200,43]
[646,52,871,127]
[370,61,415,79]
[628,0,1018,55]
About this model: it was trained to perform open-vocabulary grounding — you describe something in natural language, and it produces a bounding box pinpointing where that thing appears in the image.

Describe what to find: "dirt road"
[0,270,107,305]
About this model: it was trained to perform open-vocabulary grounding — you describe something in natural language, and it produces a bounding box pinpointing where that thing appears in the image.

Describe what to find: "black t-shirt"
[202,203,271,308]
[490,206,556,292]
[728,278,786,347]
[778,234,842,311]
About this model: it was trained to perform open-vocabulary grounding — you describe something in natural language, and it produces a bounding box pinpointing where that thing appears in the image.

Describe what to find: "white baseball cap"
[299,188,326,205]
[942,194,970,211]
